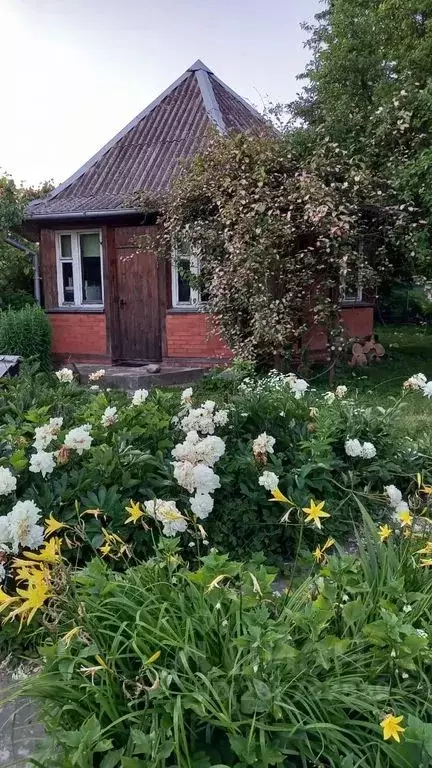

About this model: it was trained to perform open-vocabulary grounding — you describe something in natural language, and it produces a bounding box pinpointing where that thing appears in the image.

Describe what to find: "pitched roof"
[27,60,266,220]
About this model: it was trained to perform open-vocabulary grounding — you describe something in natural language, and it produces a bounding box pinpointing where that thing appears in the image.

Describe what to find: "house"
[24,60,373,365]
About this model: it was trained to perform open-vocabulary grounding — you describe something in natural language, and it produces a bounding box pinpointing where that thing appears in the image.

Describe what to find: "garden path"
[0,671,43,766]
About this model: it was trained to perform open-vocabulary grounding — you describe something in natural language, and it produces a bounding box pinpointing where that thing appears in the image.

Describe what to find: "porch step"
[75,363,209,391]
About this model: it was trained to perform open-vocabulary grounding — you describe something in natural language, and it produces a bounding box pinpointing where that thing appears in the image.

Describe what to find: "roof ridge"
[194,67,226,133]
[39,67,195,205]
[209,72,263,120]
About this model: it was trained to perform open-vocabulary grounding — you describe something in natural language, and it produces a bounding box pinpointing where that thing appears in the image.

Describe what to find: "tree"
[0,174,53,305]
[292,0,432,277]
[138,130,402,365]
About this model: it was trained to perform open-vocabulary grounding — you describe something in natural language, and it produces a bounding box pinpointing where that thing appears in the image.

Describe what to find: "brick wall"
[166,312,232,361]
[48,313,109,362]
[306,305,374,358]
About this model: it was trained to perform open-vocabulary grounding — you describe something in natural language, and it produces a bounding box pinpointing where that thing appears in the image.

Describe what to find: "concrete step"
[75,363,209,391]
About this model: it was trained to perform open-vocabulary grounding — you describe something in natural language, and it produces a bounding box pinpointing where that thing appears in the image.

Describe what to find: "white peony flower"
[193,464,221,494]
[0,467,17,496]
[0,563,5,583]
[360,441,376,459]
[172,460,196,493]
[395,500,410,514]
[101,406,118,427]
[55,368,74,383]
[324,392,336,404]
[290,378,309,399]
[29,450,55,478]
[144,499,188,536]
[0,515,10,548]
[385,484,403,508]
[335,385,347,398]
[64,425,93,455]
[403,373,427,391]
[181,407,215,435]
[253,432,276,458]
[345,438,362,457]
[190,493,214,519]
[423,381,432,399]
[258,471,279,491]
[131,389,149,406]
[203,400,216,413]
[213,409,229,427]
[88,369,105,382]
[49,417,63,434]
[8,499,44,553]
[90,385,100,391]
[34,423,56,451]
[181,387,193,405]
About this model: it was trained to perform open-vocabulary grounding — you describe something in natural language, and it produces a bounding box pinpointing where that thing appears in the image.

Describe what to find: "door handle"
[119,298,126,307]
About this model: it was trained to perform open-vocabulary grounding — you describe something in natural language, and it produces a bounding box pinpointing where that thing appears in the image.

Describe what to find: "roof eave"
[25,207,141,222]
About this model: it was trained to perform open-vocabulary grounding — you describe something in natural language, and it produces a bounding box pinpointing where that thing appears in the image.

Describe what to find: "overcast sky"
[1,0,320,187]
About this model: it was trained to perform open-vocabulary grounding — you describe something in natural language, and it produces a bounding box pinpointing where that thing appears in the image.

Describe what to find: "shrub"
[15,516,432,768]
[0,305,51,369]
[0,291,35,311]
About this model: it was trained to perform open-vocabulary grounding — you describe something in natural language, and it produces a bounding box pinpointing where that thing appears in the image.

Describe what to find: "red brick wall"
[166,313,232,361]
[48,313,109,362]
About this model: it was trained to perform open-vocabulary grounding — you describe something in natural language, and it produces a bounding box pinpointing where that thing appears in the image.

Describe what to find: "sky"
[1,0,320,187]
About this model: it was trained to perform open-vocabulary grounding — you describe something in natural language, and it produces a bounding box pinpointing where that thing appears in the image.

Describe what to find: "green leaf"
[131,729,150,756]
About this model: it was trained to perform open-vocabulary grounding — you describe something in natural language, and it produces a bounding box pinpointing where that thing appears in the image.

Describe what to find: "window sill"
[167,305,208,314]
[341,301,375,308]
[46,307,105,314]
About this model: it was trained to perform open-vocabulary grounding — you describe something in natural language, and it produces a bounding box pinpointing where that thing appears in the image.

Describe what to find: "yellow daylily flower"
[420,558,432,567]
[313,537,335,563]
[380,713,405,743]
[44,514,69,537]
[145,650,161,665]
[81,508,103,519]
[125,500,144,525]
[416,541,432,556]
[99,542,112,557]
[95,654,111,671]
[8,568,52,626]
[302,500,330,530]
[61,626,82,647]
[378,524,392,543]
[270,488,289,503]
[206,574,230,592]
[22,537,62,565]
[397,510,413,528]
[421,485,432,495]
[0,587,19,612]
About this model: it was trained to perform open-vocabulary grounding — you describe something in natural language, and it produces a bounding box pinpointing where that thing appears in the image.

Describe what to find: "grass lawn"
[329,324,432,436]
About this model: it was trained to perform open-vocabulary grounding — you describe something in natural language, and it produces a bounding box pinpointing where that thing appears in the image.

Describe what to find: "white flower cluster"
[239,370,309,397]
[324,385,347,404]
[0,467,17,496]
[385,484,410,516]
[403,372,432,398]
[345,438,377,459]
[64,424,93,455]
[88,369,105,382]
[144,499,187,537]
[258,470,279,491]
[101,406,118,427]
[180,399,229,435]
[172,390,227,519]
[55,368,74,383]
[131,389,149,406]
[0,499,44,554]
[253,432,276,460]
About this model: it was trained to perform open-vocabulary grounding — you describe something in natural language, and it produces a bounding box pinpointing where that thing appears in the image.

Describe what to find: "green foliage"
[293,1,432,281]
[0,305,52,369]
[17,524,432,767]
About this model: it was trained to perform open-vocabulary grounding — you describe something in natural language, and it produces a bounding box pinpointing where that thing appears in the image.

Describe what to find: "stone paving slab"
[0,672,43,766]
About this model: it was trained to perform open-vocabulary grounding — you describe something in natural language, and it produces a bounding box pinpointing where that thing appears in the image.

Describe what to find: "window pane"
[177,259,191,303]
[80,233,102,303]
[62,262,74,303]
[60,235,72,260]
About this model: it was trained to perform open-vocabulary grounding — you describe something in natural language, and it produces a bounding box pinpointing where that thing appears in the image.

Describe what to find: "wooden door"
[114,227,162,362]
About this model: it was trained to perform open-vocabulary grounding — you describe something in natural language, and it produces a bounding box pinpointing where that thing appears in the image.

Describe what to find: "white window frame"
[55,230,104,308]
[342,281,363,303]
[171,247,202,308]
